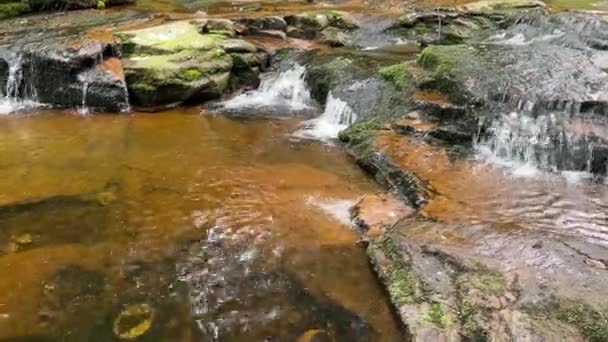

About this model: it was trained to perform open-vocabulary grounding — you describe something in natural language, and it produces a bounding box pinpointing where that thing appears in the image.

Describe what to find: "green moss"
[368,237,425,306]
[0,2,31,19]
[528,299,608,342]
[339,116,382,159]
[96,0,105,9]
[416,45,473,104]
[180,69,203,82]
[421,302,448,329]
[118,21,227,55]
[378,62,414,91]
[469,271,505,296]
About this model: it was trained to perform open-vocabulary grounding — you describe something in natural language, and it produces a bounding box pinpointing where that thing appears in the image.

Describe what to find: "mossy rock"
[458,0,547,13]
[0,2,30,19]
[124,48,233,107]
[415,45,477,105]
[116,21,229,56]
[378,62,415,91]
[284,10,358,40]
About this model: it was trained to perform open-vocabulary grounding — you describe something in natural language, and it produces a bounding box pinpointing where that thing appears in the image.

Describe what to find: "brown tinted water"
[0,108,402,341]
[375,131,608,247]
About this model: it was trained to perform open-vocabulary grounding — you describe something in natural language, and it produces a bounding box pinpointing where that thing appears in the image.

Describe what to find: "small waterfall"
[1,54,39,114]
[220,64,313,111]
[293,92,358,141]
[78,74,90,115]
[477,111,608,178]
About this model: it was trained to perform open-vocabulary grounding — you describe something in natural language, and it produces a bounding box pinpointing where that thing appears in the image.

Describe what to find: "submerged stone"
[112,304,155,340]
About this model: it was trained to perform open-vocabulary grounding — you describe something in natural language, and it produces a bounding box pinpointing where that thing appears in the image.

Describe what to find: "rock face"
[117,20,269,108]
[1,36,130,111]
[338,4,608,341]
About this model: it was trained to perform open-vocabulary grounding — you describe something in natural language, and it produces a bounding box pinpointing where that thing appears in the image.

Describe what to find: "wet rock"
[22,0,132,13]
[118,20,268,108]
[234,16,287,34]
[350,193,415,239]
[428,124,474,144]
[591,144,608,175]
[2,34,130,111]
[0,191,112,254]
[196,18,236,38]
[285,11,359,41]
[457,0,546,14]
[177,226,375,341]
[363,219,605,341]
[319,27,350,47]
[112,304,155,340]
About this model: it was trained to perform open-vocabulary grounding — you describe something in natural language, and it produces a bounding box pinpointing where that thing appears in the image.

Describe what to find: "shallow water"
[376,132,608,247]
[0,108,402,341]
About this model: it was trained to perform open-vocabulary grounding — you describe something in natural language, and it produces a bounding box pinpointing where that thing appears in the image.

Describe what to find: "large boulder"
[1,35,130,111]
[117,20,269,108]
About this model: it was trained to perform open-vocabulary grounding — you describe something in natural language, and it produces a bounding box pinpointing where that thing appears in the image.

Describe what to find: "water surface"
[0,108,402,341]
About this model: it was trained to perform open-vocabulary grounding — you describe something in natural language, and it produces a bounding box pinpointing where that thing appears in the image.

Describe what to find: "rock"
[319,27,350,47]
[365,219,603,341]
[0,2,31,20]
[5,36,130,111]
[350,193,415,239]
[428,124,474,144]
[234,16,287,33]
[11,233,32,245]
[118,20,268,107]
[23,0,132,12]
[591,144,608,175]
[457,0,547,14]
[113,304,155,340]
[123,49,233,107]
[196,18,236,38]
[285,11,359,40]
[245,29,287,40]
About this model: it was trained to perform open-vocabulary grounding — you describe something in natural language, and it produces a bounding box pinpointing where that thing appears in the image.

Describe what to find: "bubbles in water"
[293,92,358,141]
[221,64,314,111]
[306,196,356,225]
[1,54,41,114]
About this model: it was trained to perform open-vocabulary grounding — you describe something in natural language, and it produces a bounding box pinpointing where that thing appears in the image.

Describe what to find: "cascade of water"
[5,55,23,98]
[1,55,40,114]
[293,92,358,141]
[78,78,90,115]
[477,110,608,178]
[221,64,313,111]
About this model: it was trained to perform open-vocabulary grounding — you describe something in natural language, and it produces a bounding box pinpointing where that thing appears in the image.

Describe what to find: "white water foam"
[1,54,41,114]
[306,196,355,225]
[221,64,313,111]
[292,92,358,141]
[476,111,599,182]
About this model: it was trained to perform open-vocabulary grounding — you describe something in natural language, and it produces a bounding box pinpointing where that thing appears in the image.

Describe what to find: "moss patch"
[339,116,382,160]
[0,2,31,19]
[378,62,414,91]
[117,21,228,55]
[421,302,449,329]
[416,45,475,105]
[368,236,425,306]
[528,298,608,342]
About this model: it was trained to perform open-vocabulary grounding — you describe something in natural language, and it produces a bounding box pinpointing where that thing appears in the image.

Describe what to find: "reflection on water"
[0,108,402,341]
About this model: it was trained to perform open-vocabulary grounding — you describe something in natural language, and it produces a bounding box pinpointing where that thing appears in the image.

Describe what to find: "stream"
[1,0,608,340]
[0,107,402,340]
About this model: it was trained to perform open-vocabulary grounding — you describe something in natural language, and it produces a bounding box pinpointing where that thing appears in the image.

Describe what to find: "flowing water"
[0,108,402,341]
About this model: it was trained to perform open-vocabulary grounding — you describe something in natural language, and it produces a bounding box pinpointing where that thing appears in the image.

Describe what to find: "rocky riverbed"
[1,0,608,340]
